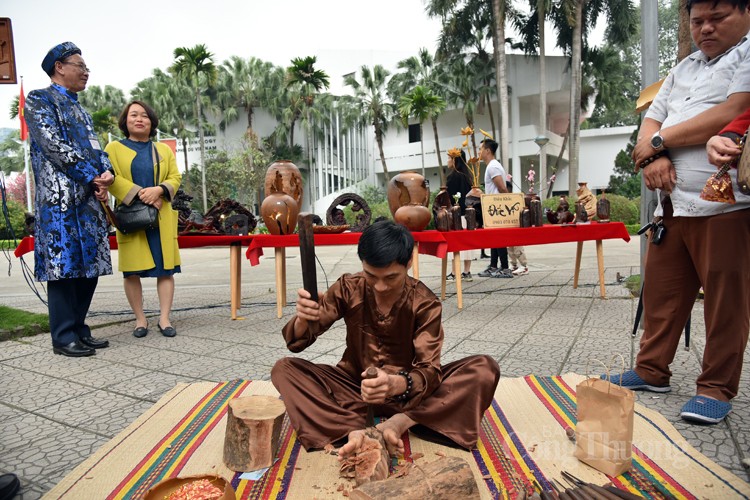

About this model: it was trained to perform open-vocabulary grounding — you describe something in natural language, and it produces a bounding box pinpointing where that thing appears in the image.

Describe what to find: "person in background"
[106,101,182,338]
[445,149,479,281]
[25,42,114,357]
[477,139,513,278]
[609,0,750,424]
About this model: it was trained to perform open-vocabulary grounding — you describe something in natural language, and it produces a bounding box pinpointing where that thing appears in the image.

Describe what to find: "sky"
[0,0,448,129]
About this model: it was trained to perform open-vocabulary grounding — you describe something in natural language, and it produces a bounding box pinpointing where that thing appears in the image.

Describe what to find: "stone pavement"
[0,238,748,498]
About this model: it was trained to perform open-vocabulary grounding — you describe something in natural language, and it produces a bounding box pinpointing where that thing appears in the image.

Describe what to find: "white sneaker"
[513,267,529,276]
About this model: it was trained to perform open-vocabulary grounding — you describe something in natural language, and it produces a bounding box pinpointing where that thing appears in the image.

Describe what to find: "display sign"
[480,193,525,228]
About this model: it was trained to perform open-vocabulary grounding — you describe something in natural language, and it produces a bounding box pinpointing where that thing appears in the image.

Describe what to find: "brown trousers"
[636,201,750,401]
[271,355,500,450]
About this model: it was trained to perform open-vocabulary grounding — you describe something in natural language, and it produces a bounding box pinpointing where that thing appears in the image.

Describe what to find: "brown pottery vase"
[465,206,477,230]
[465,186,483,228]
[264,160,304,207]
[451,205,462,231]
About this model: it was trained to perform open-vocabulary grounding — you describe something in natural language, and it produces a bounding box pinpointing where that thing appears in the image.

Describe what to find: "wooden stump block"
[350,456,480,499]
[222,396,286,472]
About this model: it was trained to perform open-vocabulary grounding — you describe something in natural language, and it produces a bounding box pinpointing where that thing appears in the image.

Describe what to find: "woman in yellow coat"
[106,101,181,338]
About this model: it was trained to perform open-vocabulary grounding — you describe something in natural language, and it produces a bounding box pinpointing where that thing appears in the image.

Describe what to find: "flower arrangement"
[526,168,536,193]
[453,125,493,187]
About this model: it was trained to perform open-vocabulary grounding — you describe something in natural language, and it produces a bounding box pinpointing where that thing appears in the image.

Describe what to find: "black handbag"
[114,144,161,234]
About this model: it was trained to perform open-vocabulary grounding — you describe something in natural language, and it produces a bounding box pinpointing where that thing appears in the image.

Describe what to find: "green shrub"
[0,198,29,240]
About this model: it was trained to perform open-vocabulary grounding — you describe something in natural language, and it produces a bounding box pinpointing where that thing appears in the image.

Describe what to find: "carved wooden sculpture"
[326,193,372,232]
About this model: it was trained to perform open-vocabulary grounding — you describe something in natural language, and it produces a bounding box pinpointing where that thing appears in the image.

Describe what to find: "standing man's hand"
[92,171,114,201]
[642,156,677,193]
[706,135,742,167]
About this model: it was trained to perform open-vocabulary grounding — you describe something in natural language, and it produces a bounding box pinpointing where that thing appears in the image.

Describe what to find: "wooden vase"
[451,205,462,231]
[597,193,611,222]
[264,160,304,207]
[465,206,477,230]
[465,186,483,228]
[387,171,430,218]
[394,204,432,232]
[261,192,299,235]
[435,206,451,232]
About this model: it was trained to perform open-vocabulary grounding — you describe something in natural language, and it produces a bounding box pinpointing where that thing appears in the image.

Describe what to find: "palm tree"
[132,68,196,178]
[389,48,449,182]
[399,86,447,181]
[345,65,395,182]
[78,85,126,146]
[285,56,329,210]
[216,56,284,134]
[551,0,637,194]
[441,58,484,151]
[172,44,217,212]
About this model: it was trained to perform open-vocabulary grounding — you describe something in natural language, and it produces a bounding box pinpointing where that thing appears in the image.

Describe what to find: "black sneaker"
[446,273,455,281]
[492,268,514,278]
[461,272,474,282]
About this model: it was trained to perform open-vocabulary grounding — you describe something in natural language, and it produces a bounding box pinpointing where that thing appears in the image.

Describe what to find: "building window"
[408,123,421,144]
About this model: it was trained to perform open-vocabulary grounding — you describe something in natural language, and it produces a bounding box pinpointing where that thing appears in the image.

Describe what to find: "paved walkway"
[0,238,748,498]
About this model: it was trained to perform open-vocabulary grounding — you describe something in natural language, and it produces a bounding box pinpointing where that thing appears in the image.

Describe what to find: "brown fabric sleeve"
[281,277,348,352]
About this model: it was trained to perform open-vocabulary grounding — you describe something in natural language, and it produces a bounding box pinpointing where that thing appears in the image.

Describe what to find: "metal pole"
[23,140,31,211]
[640,0,660,277]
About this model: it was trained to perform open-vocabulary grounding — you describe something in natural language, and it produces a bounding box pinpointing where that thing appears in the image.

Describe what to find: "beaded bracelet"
[638,149,670,169]
[393,370,413,402]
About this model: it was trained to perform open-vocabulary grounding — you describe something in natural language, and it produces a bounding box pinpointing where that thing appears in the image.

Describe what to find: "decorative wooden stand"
[350,456,479,499]
[222,396,286,472]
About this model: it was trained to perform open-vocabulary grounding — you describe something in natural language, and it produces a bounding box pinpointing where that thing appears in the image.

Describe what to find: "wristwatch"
[650,131,666,152]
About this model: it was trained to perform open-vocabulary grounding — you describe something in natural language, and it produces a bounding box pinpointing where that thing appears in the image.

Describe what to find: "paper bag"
[574,377,635,476]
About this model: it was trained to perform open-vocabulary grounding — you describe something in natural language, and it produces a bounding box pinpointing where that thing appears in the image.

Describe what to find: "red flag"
[19,82,28,141]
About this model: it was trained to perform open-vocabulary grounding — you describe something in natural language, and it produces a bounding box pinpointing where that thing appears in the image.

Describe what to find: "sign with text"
[481,193,525,228]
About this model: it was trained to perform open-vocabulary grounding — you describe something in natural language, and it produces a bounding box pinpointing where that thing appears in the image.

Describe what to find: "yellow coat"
[105,141,182,273]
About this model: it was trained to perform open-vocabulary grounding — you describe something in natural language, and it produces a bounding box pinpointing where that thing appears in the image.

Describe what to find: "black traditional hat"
[41,42,82,76]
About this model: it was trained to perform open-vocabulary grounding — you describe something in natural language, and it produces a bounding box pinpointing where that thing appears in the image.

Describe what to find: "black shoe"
[53,341,95,357]
[0,473,20,500]
[133,326,148,338]
[158,324,176,337]
[79,336,110,349]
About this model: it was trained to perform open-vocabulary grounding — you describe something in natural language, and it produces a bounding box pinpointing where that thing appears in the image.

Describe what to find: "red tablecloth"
[440,222,630,252]
[14,235,255,258]
[246,230,448,266]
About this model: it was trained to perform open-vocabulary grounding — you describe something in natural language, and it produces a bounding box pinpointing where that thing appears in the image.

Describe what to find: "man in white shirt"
[610,0,750,424]
[477,139,513,278]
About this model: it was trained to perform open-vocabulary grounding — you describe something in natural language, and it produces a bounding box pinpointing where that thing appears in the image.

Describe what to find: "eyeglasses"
[61,61,91,73]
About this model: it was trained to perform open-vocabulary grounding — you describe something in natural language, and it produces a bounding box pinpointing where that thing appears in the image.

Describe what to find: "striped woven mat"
[44,374,750,499]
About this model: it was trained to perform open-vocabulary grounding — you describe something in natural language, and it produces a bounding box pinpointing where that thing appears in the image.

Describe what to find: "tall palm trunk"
[181,137,189,178]
[538,0,548,198]
[196,90,208,212]
[375,127,390,182]
[492,0,511,176]
[432,117,446,185]
[247,107,254,134]
[485,93,496,140]
[568,0,584,197]
[419,123,426,178]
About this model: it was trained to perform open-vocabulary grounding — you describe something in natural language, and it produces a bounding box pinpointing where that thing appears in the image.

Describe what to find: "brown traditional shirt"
[282,273,443,407]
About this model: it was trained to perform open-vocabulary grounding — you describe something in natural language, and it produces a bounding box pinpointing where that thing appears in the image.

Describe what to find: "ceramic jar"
[264,160,304,207]
[530,199,544,227]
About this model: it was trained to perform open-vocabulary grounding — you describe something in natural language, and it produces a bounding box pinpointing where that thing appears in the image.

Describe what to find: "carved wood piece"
[326,193,372,232]
[350,456,480,500]
[222,396,286,472]
[339,427,389,486]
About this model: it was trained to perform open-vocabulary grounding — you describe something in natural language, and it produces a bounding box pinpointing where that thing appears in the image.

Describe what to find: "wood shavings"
[435,450,447,457]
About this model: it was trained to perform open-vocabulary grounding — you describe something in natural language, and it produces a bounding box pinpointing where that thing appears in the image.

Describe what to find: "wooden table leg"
[230,242,242,320]
[281,247,287,307]
[412,242,420,280]
[440,256,448,300]
[275,247,284,318]
[454,252,463,309]
[573,241,584,289]
[596,239,606,298]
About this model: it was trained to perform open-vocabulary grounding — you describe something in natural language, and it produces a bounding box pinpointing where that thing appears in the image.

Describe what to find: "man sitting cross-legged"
[271,220,500,460]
